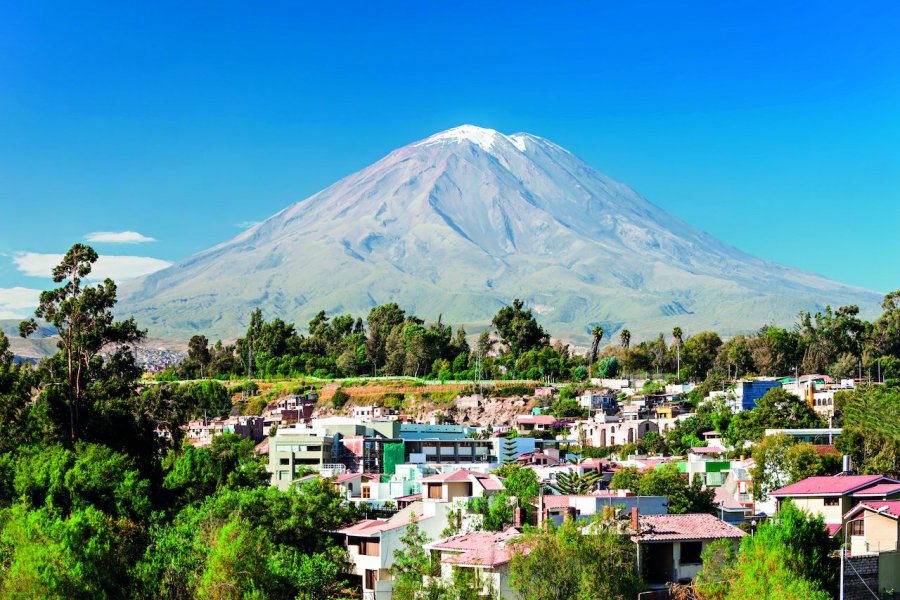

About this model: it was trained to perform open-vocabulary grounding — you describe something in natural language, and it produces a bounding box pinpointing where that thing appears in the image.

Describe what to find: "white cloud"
[13,252,172,281]
[237,221,261,229]
[85,231,157,244]
[0,287,42,319]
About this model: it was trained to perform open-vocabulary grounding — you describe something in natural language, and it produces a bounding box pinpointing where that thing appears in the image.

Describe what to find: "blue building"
[730,379,782,412]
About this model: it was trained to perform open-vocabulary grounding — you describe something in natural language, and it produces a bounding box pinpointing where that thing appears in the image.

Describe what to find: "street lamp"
[840,515,865,600]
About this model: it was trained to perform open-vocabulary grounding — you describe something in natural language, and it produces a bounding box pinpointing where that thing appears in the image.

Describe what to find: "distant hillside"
[2,319,58,361]
[118,125,881,344]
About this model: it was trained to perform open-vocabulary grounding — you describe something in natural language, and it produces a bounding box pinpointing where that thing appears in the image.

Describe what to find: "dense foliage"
[835,383,900,477]
[3,245,358,598]
[693,501,837,599]
[507,518,643,600]
[610,464,716,514]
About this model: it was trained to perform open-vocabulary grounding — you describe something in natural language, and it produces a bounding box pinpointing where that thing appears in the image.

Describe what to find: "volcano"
[118,125,880,343]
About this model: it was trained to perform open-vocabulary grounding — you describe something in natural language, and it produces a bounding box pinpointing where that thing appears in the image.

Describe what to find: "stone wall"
[844,554,880,600]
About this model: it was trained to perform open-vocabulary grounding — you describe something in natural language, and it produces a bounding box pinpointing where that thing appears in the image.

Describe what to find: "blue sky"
[1,1,898,317]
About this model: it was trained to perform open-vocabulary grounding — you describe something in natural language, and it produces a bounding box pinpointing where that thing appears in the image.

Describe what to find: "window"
[849,519,865,537]
[680,542,703,564]
[428,484,443,499]
[360,539,380,556]
[364,569,378,590]
[362,486,371,499]
[279,458,290,465]
[824,498,839,507]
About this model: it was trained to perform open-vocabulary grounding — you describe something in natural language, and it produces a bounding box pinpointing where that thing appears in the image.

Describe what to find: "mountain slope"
[118,125,881,343]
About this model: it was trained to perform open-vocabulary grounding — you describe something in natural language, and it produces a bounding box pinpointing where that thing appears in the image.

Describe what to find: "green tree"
[491,299,549,356]
[636,464,716,514]
[0,331,38,455]
[619,328,631,349]
[508,518,642,600]
[681,331,723,381]
[0,504,139,598]
[163,433,269,506]
[20,244,145,444]
[609,466,640,492]
[694,500,836,599]
[750,434,826,499]
[726,387,823,448]
[549,470,602,495]
[835,384,900,477]
[187,335,211,378]
[501,435,518,464]
[390,518,432,600]
[596,355,619,378]
[588,326,603,372]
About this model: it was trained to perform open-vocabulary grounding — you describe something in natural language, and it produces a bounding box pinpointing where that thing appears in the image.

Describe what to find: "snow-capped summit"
[415,125,522,153]
[118,126,880,341]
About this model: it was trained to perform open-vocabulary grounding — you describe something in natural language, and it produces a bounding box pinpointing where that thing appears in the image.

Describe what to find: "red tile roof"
[844,500,900,521]
[334,472,374,483]
[770,475,892,497]
[442,546,514,568]
[635,514,746,542]
[479,477,505,492]
[826,523,843,536]
[395,493,422,502]
[433,529,518,551]
[714,487,746,511]
[690,446,725,454]
[420,469,493,483]
[339,518,411,536]
[516,415,558,425]
[851,483,900,498]
[813,444,840,456]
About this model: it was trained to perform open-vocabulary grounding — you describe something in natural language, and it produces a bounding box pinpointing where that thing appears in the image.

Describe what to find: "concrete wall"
[865,511,899,554]
[788,496,850,525]
[878,552,900,597]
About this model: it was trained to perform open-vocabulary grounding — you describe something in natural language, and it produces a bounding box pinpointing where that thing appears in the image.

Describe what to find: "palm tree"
[672,326,683,382]
[588,326,604,374]
[620,329,631,349]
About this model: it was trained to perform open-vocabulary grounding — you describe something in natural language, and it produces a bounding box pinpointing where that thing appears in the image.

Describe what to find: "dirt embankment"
[314,387,540,429]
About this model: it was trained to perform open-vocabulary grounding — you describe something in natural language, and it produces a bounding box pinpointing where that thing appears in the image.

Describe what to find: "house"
[578,391,618,412]
[427,529,522,599]
[581,417,659,447]
[727,379,782,412]
[266,427,336,490]
[420,469,504,502]
[844,500,900,555]
[763,427,843,444]
[353,405,375,419]
[652,402,687,420]
[516,451,562,467]
[718,464,756,515]
[769,475,900,533]
[713,487,753,524]
[354,477,421,507]
[515,414,558,434]
[842,501,900,596]
[538,492,668,526]
[333,473,378,499]
[633,512,746,586]
[339,501,454,599]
